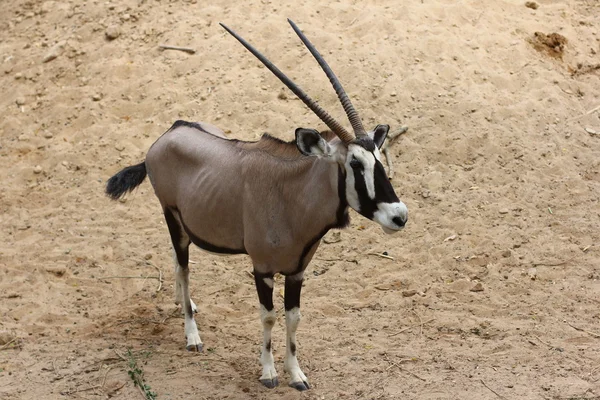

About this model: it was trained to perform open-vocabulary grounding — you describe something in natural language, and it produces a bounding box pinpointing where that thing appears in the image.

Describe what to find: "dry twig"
[565,320,600,338]
[101,366,112,388]
[532,258,572,267]
[533,335,555,349]
[412,310,424,336]
[389,318,435,337]
[567,104,600,122]
[480,379,506,399]
[61,385,101,396]
[114,349,128,362]
[388,361,426,381]
[158,44,196,54]
[367,252,395,260]
[0,338,19,351]
[99,276,161,280]
[149,263,163,292]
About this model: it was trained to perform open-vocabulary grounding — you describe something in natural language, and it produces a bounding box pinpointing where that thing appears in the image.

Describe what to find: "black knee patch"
[284,277,303,311]
[254,271,274,311]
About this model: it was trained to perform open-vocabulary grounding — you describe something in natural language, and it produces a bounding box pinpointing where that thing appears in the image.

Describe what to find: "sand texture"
[1,0,599,399]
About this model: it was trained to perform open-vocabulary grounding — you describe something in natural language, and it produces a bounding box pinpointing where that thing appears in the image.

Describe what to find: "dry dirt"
[1,0,600,399]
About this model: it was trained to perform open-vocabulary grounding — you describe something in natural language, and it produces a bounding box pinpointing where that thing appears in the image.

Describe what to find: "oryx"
[106,19,408,391]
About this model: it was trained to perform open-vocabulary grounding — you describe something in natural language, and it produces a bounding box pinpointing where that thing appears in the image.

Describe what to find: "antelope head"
[221,19,408,233]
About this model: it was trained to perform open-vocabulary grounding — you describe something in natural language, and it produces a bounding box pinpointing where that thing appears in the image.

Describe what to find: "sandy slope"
[1,0,599,399]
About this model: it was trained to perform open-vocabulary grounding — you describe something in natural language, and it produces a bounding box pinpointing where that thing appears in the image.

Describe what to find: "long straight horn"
[220,23,355,144]
[288,19,366,137]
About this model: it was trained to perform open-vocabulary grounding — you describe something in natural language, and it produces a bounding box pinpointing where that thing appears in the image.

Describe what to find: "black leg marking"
[266,340,272,352]
[164,207,190,267]
[284,275,302,311]
[254,271,274,311]
[290,342,296,356]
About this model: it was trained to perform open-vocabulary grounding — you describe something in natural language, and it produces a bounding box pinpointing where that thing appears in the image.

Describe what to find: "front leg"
[254,271,278,388]
[284,272,310,391]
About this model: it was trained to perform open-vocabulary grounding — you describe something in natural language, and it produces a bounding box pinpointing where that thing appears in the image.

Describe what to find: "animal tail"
[105,162,147,200]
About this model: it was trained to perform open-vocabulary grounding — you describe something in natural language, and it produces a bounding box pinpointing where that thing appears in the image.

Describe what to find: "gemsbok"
[106,19,408,391]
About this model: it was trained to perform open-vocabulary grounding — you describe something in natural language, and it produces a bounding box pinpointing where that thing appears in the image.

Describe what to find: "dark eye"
[349,158,362,169]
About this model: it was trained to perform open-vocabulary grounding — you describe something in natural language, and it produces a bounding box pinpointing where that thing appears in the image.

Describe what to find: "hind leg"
[164,208,203,352]
[174,261,197,313]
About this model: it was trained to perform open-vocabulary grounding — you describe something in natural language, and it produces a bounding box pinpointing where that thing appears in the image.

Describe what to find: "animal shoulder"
[235,134,302,161]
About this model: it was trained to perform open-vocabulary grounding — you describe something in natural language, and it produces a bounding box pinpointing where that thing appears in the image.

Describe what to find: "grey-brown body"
[146,121,345,275]
[106,19,409,392]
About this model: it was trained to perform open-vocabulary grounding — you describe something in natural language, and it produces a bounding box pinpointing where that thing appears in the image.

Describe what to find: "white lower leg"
[173,253,196,312]
[284,307,308,386]
[176,265,202,351]
[174,264,183,305]
[259,306,277,384]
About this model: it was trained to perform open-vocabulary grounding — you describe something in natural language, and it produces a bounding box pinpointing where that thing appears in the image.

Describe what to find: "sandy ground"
[1,0,599,399]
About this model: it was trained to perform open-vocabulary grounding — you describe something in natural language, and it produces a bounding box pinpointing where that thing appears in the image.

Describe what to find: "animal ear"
[369,124,390,149]
[295,128,331,157]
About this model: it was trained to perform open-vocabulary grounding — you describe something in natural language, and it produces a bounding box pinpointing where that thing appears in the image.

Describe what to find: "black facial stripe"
[352,166,378,219]
[352,159,399,220]
[373,160,399,203]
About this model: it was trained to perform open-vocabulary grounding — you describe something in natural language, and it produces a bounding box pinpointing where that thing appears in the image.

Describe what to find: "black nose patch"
[392,216,406,227]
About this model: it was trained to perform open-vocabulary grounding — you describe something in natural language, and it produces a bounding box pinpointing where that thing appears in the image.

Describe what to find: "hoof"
[259,377,279,389]
[186,343,203,352]
[289,381,310,391]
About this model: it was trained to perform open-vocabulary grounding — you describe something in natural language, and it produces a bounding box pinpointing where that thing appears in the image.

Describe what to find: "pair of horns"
[220,19,366,144]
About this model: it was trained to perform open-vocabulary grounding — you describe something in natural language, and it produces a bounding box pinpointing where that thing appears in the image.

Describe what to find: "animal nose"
[392,216,406,228]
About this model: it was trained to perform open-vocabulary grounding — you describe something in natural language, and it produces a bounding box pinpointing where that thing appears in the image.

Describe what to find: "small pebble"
[42,40,67,63]
[402,290,417,298]
[470,282,484,292]
[15,96,26,106]
[43,131,53,139]
[92,93,102,101]
[525,1,539,9]
[46,266,66,277]
[15,72,23,79]
[115,143,125,151]
[499,208,509,214]
[33,165,43,174]
[105,25,121,40]
[585,127,597,135]
[527,267,537,280]
[501,250,512,258]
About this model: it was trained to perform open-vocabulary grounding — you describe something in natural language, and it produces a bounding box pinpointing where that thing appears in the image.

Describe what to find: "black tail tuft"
[105,162,148,200]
